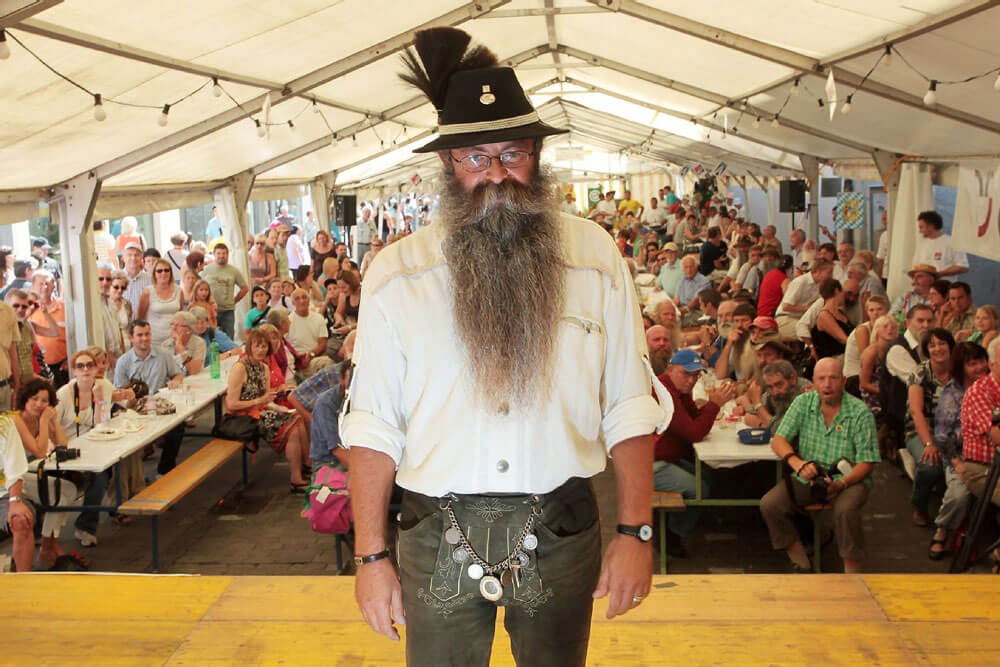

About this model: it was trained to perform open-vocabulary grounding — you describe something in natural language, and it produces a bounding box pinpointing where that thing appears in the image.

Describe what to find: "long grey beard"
[439,166,566,408]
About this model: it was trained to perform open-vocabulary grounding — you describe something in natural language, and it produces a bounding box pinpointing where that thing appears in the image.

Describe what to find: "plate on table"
[86,428,124,441]
[119,420,145,433]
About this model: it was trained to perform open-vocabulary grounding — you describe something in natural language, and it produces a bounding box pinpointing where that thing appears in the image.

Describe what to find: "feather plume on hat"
[399,27,498,112]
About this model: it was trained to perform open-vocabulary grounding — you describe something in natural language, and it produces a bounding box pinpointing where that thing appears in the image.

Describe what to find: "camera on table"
[52,446,81,462]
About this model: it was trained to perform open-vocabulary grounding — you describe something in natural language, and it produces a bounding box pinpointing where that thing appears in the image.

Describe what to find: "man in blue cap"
[653,349,736,555]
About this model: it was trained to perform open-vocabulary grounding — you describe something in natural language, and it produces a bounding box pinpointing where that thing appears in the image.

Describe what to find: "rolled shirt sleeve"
[600,253,673,452]
[340,296,408,465]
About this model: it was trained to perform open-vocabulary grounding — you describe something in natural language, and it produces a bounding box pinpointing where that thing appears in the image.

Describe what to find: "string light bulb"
[330,133,338,147]
[771,116,780,128]
[994,73,1000,92]
[312,98,321,114]
[157,104,170,127]
[255,119,266,138]
[212,77,223,98]
[752,116,760,129]
[883,45,893,68]
[351,134,358,148]
[0,29,9,60]
[287,120,295,130]
[791,79,800,96]
[817,98,825,108]
[841,94,853,115]
[92,94,107,122]
[923,80,937,107]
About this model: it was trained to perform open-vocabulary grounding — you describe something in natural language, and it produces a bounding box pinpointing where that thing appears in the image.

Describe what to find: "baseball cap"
[751,316,778,331]
[32,237,51,249]
[669,349,704,372]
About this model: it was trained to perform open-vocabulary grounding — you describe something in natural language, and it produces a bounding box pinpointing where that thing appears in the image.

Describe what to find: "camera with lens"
[807,458,853,503]
[53,446,81,462]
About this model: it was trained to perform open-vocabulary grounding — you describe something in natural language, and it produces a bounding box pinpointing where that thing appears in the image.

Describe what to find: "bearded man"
[340,28,670,666]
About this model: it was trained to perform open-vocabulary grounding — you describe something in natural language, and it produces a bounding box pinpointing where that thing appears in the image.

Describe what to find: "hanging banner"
[952,162,1000,262]
[835,192,864,229]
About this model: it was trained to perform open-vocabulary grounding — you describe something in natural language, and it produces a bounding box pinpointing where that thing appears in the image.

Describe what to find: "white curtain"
[886,163,935,301]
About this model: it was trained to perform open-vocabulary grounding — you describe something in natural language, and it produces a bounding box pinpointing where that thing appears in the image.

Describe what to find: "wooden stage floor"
[4,573,998,665]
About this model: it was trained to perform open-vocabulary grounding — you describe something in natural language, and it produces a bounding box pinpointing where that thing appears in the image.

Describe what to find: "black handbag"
[213,414,261,450]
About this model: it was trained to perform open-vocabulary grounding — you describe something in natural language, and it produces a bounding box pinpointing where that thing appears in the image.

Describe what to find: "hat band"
[437,111,540,136]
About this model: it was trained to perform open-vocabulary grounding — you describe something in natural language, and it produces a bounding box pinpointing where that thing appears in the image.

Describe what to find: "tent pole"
[798,154,821,243]
[213,172,255,342]
[872,150,904,279]
[50,174,103,358]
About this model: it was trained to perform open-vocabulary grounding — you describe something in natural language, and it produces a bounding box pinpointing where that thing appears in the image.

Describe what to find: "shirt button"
[498,402,509,416]
[496,459,509,473]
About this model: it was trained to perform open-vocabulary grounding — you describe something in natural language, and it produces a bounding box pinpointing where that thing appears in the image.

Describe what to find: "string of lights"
[0,26,411,144]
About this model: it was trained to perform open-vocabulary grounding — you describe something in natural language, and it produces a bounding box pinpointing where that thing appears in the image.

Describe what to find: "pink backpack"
[303,465,352,534]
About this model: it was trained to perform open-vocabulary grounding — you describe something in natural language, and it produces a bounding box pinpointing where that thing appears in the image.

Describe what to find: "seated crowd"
[631,193,1000,572]
[0,211,386,572]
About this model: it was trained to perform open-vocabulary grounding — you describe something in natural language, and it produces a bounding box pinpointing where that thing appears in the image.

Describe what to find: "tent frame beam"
[554,44,874,154]
[0,0,62,26]
[14,18,408,122]
[79,0,511,183]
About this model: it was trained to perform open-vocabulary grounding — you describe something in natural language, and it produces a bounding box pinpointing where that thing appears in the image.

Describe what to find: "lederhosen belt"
[400,477,597,604]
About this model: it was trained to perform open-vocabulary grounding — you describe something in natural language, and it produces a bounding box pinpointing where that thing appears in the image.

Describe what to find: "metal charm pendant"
[444,526,461,545]
[500,569,512,586]
[479,575,503,601]
[522,533,538,551]
[467,563,484,580]
[515,551,530,567]
[451,547,469,564]
[511,564,522,588]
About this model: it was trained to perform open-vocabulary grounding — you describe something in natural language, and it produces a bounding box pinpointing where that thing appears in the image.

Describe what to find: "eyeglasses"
[74,361,96,370]
[98,276,112,282]
[110,285,123,291]
[449,150,535,173]
[27,301,37,308]
[154,268,172,274]
[11,303,28,310]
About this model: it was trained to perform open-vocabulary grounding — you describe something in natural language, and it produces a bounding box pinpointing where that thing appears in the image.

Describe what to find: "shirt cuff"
[340,410,405,466]
[602,394,668,454]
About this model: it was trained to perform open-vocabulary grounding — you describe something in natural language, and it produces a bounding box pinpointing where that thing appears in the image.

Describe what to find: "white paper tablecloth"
[694,422,780,470]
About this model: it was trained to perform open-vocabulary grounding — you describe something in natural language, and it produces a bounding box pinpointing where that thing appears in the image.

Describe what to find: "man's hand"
[726,329,743,346]
[593,535,652,619]
[356,558,406,641]
[824,477,844,497]
[798,462,819,481]
[708,382,737,407]
[920,444,942,465]
[953,458,965,476]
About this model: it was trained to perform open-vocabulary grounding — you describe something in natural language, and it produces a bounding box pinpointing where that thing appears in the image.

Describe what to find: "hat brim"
[907,268,938,278]
[413,120,568,153]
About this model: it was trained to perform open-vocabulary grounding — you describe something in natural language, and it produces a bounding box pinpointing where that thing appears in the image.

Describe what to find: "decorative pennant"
[825,70,838,121]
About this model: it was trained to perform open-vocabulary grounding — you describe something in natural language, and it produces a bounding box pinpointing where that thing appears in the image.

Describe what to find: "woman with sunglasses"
[108,271,132,352]
[55,350,133,538]
[12,378,88,568]
[249,233,277,287]
[137,258,183,348]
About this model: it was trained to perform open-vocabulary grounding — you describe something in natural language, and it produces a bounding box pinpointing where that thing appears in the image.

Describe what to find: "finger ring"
[632,595,644,604]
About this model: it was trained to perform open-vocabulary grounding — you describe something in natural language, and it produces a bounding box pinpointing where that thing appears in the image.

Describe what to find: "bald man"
[760,358,880,572]
[646,324,673,374]
[287,287,331,378]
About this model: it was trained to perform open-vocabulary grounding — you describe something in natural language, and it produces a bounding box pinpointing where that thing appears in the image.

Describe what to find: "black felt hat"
[400,28,567,153]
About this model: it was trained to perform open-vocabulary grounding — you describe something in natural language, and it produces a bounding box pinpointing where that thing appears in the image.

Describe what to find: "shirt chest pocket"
[555,314,606,439]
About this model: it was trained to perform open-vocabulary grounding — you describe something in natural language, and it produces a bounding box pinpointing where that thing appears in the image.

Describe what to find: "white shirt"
[843,322,870,378]
[796,298,826,341]
[0,417,27,493]
[876,230,890,262]
[914,233,968,280]
[833,262,850,283]
[776,273,821,318]
[342,214,671,497]
[595,199,617,217]
[561,201,580,217]
[287,311,327,355]
[641,206,668,228]
[56,378,116,437]
[886,329,923,381]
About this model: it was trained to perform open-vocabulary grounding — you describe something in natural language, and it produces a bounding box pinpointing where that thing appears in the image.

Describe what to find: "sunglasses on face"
[111,285,123,291]
[74,361,96,370]
[11,303,28,310]
[155,268,172,274]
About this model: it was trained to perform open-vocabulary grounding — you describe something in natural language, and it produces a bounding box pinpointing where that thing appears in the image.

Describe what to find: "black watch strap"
[353,549,391,566]
[617,523,653,542]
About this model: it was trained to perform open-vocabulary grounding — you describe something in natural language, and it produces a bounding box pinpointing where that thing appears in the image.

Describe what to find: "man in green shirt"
[201,242,248,338]
[760,357,880,572]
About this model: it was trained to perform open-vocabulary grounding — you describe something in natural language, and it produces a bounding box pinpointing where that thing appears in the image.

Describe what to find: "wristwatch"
[7,495,23,503]
[617,523,653,542]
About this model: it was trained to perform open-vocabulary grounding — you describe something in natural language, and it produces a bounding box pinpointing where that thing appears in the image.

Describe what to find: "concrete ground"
[3,406,997,576]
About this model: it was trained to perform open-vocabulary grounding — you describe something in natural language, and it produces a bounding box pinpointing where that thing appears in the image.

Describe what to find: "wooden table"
[5,573,995,665]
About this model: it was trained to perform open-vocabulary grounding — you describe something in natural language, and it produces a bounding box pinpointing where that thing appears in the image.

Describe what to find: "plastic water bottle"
[210,340,221,379]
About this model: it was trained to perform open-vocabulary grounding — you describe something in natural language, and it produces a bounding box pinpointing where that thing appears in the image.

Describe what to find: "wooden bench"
[651,491,686,573]
[118,438,247,571]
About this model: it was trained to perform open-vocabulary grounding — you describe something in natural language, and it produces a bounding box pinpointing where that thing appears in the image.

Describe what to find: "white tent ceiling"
[2,0,1000,202]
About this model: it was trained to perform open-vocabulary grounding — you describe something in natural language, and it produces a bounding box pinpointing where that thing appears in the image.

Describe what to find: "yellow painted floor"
[4,573,999,666]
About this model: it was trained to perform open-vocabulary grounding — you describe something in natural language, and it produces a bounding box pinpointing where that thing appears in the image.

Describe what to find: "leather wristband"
[353,549,391,566]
